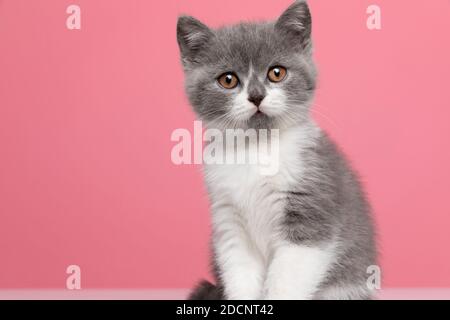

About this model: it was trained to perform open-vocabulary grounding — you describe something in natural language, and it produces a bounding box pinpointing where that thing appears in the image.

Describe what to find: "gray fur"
[177,1,316,131]
[287,131,377,299]
[178,1,376,300]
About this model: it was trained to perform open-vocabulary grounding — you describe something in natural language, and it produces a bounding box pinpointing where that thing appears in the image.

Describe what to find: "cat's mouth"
[250,109,270,120]
[254,107,271,117]
[251,110,264,118]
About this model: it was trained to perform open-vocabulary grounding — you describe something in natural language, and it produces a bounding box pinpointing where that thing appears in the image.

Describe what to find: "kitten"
[177,0,377,300]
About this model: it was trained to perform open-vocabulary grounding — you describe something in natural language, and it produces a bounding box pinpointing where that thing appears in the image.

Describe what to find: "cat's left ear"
[177,15,214,65]
[275,1,312,52]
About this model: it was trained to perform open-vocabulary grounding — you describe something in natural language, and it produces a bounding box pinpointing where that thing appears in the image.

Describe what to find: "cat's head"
[177,1,316,130]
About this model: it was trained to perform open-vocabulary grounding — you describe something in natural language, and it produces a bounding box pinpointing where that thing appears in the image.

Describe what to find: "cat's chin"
[245,111,274,130]
[203,113,295,131]
[250,110,268,121]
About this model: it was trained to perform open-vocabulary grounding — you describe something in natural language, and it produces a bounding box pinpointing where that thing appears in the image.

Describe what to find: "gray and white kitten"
[177,0,376,300]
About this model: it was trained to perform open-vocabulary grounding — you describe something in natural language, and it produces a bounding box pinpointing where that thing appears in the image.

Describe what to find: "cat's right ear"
[177,16,213,65]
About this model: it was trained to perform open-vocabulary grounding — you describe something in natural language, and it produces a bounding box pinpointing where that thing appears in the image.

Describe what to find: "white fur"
[260,87,289,117]
[204,123,336,299]
[229,68,289,123]
[264,243,336,299]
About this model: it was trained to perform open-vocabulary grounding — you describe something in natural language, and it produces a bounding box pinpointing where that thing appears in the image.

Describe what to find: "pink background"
[0,0,449,289]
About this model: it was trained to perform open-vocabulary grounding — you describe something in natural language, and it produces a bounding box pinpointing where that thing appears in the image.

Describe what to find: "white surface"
[1,288,450,300]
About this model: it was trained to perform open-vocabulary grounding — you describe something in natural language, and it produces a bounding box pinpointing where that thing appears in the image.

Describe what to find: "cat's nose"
[248,94,265,107]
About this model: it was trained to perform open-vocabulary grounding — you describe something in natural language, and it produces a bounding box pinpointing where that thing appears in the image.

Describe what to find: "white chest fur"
[204,125,317,260]
[202,124,338,300]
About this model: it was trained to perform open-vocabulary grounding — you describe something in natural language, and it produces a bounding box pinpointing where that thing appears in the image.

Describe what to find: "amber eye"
[218,72,239,89]
[267,66,287,83]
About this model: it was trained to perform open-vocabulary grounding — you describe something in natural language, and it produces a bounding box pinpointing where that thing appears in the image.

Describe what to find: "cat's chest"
[214,163,287,209]
[205,135,305,255]
[205,127,307,206]
[210,163,288,253]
